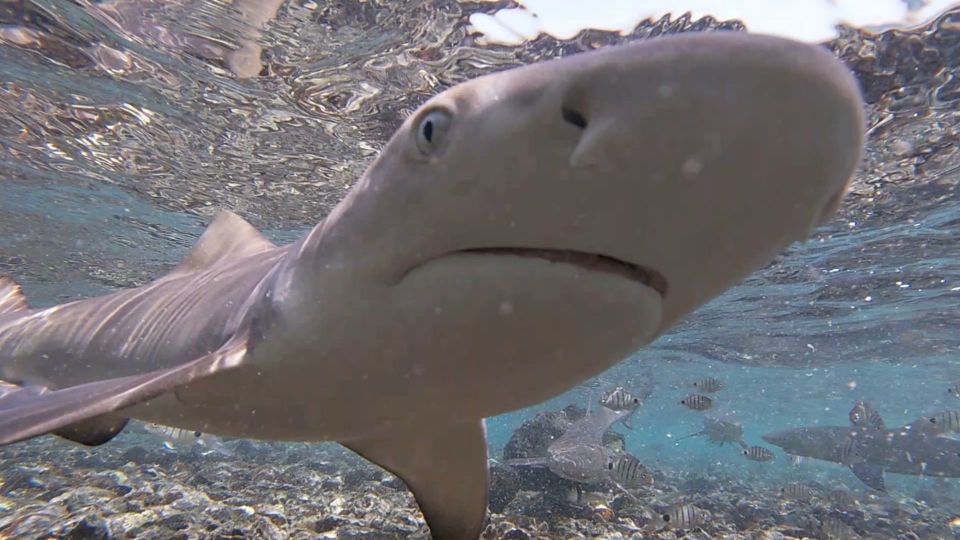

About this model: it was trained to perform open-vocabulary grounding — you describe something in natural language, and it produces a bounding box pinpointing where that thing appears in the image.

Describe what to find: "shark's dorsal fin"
[342,420,489,540]
[0,277,28,314]
[173,211,276,275]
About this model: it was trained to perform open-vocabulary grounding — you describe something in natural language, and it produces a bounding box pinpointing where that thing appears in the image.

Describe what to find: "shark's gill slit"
[561,107,587,129]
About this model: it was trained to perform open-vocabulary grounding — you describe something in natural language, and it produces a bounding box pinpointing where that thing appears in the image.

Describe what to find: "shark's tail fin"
[0,278,28,315]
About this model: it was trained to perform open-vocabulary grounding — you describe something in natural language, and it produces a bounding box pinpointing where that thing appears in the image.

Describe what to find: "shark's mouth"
[459,248,668,296]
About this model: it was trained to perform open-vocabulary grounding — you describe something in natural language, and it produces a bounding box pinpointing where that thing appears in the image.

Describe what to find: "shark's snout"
[761,432,783,446]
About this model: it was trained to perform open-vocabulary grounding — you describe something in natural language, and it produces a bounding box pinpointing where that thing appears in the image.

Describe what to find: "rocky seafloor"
[2,432,959,539]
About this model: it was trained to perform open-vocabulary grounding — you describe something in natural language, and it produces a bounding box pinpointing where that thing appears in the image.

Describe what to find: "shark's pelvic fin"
[0,333,249,446]
[0,379,130,447]
[0,277,28,314]
[53,414,130,446]
[172,210,276,275]
[343,420,489,540]
[850,461,886,491]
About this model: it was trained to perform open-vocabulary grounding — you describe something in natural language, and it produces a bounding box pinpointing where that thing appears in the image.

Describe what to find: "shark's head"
[289,32,864,422]
[762,426,850,462]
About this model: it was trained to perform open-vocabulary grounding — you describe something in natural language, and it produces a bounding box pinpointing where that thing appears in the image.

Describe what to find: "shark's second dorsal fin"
[173,211,276,275]
[0,278,28,315]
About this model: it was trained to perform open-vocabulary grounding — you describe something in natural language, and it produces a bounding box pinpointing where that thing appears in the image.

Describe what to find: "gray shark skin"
[762,422,960,491]
[0,32,865,539]
[506,403,631,484]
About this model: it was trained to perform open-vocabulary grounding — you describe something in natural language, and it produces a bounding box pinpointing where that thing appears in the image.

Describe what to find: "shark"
[0,31,864,539]
[675,416,748,449]
[505,400,633,484]
[762,404,960,492]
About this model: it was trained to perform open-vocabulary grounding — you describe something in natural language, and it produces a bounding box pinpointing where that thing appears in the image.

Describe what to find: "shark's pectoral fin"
[850,461,885,491]
[342,420,489,540]
[0,334,248,447]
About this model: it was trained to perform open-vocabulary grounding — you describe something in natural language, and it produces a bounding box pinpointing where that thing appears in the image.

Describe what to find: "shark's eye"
[415,109,452,155]
[194,431,202,437]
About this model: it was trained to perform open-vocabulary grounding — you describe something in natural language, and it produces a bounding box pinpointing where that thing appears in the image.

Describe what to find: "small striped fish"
[780,482,814,500]
[948,381,960,399]
[743,445,775,462]
[599,386,643,429]
[680,394,712,411]
[919,410,960,435]
[146,423,203,445]
[600,387,642,411]
[848,401,885,431]
[691,377,724,393]
[660,503,709,529]
[829,488,857,508]
[820,516,859,539]
[144,422,233,455]
[608,453,654,488]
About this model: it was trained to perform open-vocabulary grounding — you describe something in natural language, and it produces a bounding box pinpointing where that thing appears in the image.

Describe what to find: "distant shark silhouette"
[763,403,960,491]
[0,32,864,539]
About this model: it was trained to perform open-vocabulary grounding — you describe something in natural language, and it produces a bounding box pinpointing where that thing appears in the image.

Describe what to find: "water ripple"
[0,0,957,369]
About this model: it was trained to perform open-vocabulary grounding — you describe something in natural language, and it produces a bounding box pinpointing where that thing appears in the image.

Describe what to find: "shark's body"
[763,411,960,491]
[677,416,747,448]
[0,32,864,539]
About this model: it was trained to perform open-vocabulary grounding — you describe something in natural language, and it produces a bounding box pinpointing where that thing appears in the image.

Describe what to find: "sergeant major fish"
[681,394,713,411]
[849,401,885,431]
[599,386,643,429]
[608,452,654,488]
[780,482,814,500]
[743,445,776,462]
[659,503,710,530]
[691,377,724,393]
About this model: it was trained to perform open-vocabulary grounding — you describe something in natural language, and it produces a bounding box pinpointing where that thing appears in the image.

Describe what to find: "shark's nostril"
[562,107,587,129]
